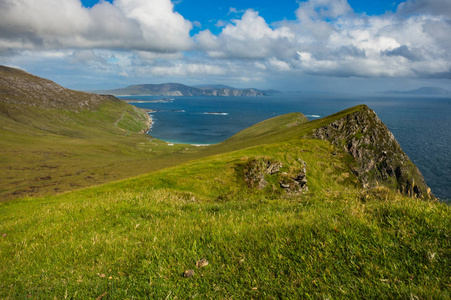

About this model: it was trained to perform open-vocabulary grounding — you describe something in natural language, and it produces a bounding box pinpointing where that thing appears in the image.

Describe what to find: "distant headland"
[91,83,279,97]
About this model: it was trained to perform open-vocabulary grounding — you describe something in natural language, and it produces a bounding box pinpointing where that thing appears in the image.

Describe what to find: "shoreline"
[139,109,154,134]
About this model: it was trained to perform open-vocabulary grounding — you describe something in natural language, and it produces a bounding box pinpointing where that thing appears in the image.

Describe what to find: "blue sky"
[1,0,450,93]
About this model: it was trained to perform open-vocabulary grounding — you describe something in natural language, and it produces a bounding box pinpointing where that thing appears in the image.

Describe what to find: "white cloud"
[1,0,450,90]
[196,0,450,79]
[0,0,193,52]
[228,7,245,15]
[197,9,295,59]
[268,58,291,71]
[195,30,221,51]
[133,61,226,77]
[71,50,108,64]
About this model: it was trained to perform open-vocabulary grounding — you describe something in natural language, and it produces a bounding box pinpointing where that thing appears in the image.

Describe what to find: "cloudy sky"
[1,0,450,93]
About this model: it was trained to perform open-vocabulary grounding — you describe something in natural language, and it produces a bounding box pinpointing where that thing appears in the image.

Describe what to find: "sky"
[0,0,450,93]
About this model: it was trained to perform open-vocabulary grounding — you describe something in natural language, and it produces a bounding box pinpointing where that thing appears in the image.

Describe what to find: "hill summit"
[0,66,113,111]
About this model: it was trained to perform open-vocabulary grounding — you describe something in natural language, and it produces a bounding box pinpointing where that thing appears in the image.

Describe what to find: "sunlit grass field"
[1,136,450,298]
[1,101,450,298]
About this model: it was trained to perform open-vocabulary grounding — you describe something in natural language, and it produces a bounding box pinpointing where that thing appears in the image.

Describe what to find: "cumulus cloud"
[199,0,451,79]
[0,0,192,52]
[196,10,295,59]
[1,0,450,86]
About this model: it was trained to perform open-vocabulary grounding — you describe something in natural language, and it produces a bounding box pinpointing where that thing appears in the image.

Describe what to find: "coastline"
[139,109,154,134]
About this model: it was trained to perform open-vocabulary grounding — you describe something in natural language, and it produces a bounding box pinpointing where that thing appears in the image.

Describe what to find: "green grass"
[1,129,450,298]
[1,181,449,298]
[0,104,366,201]
[1,101,449,298]
[0,99,203,200]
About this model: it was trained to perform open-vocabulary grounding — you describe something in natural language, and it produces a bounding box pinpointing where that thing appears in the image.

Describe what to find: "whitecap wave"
[203,112,229,116]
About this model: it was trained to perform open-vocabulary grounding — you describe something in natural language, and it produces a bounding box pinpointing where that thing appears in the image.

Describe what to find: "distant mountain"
[380,87,451,96]
[93,83,268,97]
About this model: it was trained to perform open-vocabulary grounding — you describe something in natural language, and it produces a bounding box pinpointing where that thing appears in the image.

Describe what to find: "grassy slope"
[0,102,363,200]
[0,97,209,200]
[1,105,450,298]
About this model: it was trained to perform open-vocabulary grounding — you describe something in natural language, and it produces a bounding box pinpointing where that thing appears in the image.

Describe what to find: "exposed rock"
[196,258,209,268]
[183,270,195,278]
[279,160,308,194]
[267,162,283,175]
[242,158,308,194]
[307,105,430,198]
[244,159,283,189]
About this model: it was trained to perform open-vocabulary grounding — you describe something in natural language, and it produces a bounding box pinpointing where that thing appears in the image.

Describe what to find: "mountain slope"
[0,66,165,200]
[0,65,110,111]
[307,105,430,197]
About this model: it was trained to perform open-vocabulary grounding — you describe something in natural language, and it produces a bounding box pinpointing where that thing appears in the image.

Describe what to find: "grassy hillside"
[1,136,449,299]
[1,67,449,298]
[0,66,204,200]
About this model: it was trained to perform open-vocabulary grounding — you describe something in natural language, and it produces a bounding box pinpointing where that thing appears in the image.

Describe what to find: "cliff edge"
[307,105,430,198]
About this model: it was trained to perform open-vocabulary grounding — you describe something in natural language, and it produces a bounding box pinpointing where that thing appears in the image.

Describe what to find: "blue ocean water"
[122,94,451,201]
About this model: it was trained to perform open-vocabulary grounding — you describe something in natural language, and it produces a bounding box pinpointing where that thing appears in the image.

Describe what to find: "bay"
[122,94,451,202]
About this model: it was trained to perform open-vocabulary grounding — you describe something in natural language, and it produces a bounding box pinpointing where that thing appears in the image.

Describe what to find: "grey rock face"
[308,105,431,197]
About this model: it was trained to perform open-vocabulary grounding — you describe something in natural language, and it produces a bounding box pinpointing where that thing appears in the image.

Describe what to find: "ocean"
[121,94,451,202]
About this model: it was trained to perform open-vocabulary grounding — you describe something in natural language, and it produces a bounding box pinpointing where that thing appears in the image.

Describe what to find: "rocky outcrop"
[242,158,308,194]
[307,105,431,198]
[279,160,308,194]
[244,159,281,190]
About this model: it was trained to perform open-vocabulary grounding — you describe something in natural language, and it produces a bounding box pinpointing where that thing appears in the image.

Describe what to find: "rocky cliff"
[307,105,431,198]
